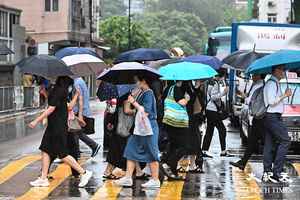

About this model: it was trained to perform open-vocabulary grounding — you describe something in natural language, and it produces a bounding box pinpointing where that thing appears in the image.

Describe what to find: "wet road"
[0,101,300,200]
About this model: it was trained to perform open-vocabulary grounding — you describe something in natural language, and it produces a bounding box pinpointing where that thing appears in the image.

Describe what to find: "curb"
[0,109,43,122]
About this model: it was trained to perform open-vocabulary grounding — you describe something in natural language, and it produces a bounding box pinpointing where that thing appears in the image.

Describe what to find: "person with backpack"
[230,74,265,170]
[262,65,292,183]
[202,72,231,157]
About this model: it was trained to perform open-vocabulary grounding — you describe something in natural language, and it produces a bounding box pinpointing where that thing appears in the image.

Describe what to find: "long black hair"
[50,76,74,99]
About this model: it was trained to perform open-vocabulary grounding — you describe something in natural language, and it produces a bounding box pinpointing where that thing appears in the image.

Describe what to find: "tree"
[137,11,208,55]
[101,0,127,18]
[145,0,250,31]
[100,16,150,61]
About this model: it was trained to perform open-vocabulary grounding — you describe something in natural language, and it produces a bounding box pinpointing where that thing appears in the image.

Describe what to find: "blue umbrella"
[181,55,223,70]
[246,50,300,74]
[159,62,218,81]
[114,48,170,64]
[55,47,98,59]
[117,84,136,97]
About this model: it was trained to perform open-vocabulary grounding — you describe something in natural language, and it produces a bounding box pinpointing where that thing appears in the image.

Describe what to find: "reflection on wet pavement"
[1,102,300,199]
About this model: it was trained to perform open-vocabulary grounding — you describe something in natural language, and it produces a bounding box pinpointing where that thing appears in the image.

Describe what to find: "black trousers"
[164,125,189,175]
[240,118,264,166]
[202,110,227,151]
[189,114,204,167]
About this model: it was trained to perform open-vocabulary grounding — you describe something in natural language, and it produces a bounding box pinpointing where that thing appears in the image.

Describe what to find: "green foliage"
[145,0,250,31]
[137,11,207,55]
[100,16,150,59]
[101,0,127,18]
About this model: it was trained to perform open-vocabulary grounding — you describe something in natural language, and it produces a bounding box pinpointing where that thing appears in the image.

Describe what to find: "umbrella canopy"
[17,55,73,78]
[223,50,267,71]
[181,55,223,70]
[0,44,14,55]
[159,62,218,81]
[61,54,106,76]
[55,47,98,59]
[55,47,106,76]
[147,58,181,69]
[96,82,118,101]
[117,84,136,97]
[97,62,161,84]
[114,48,170,64]
[246,50,300,74]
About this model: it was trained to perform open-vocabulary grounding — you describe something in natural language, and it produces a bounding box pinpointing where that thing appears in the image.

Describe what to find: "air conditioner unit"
[268,1,276,7]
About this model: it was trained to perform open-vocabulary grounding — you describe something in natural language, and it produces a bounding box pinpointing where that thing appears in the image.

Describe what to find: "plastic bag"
[133,110,153,136]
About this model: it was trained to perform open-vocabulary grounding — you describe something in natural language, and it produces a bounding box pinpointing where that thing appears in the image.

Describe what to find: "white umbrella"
[62,54,106,76]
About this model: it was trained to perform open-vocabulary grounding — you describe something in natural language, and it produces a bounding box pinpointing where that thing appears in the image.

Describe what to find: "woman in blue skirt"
[115,75,160,188]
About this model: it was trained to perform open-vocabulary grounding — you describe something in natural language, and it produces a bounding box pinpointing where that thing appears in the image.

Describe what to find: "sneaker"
[220,150,234,157]
[114,176,133,187]
[78,170,93,187]
[229,160,245,170]
[202,152,213,158]
[91,144,101,158]
[30,177,50,187]
[53,158,63,163]
[141,179,160,188]
[262,172,273,183]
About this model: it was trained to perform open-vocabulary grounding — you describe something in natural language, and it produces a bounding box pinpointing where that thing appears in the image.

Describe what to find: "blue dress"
[123,89,160,162]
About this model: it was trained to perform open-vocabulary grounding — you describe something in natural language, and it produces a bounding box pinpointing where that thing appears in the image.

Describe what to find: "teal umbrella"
[246,50,300,74]
[159,62,218,80]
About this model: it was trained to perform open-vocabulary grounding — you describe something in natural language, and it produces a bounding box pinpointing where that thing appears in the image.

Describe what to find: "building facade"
[258,0,291,23]
[1,0,102,54]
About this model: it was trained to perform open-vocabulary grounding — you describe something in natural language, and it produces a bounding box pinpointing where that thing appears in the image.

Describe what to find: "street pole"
[128,0,132,50]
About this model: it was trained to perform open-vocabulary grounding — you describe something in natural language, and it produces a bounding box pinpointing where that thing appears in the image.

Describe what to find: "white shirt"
[206,81,227,112]
[263,76,284,114]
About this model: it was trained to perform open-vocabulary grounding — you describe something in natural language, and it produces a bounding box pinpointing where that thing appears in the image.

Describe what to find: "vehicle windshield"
[208,36,231,59]
[280,83,300,105]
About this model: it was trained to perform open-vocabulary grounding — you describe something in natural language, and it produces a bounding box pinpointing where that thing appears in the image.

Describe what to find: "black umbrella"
[96,82,118,101]
[17,55,73,78]
[222,50,267,71]
[114,48,170,64]
[0,44,14,55]
[97,62,161,84]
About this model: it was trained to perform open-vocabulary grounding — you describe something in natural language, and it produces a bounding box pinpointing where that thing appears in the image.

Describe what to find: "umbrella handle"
[285,71,290,102]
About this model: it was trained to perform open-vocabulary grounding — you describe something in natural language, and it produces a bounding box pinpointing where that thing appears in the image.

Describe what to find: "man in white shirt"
[262,65,292,183]
[230,74,265,170]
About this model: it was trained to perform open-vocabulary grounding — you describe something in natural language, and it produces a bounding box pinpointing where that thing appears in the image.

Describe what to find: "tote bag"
[162,86,189,128]
[133,109,153,136]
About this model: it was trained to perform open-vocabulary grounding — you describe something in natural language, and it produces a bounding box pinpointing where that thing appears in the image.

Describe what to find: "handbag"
[116,107,134,137]
[133,110,153,136]
[68,110,82,133]
[162,86,189,128]
[213,99,229,120]
[83,116,95,135]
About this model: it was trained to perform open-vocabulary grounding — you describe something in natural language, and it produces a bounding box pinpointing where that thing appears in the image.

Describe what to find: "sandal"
[168,174,185,181]
[136,173,150,180]
[189,166,204,174]
[103,174,119,180]
[177,166,188,173]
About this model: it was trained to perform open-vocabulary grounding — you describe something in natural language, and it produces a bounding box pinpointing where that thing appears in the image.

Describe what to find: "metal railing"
[0,86,15,112]
[23,87,34,108]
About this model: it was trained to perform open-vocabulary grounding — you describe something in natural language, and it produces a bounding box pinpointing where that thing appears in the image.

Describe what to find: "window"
[0,10,8,37]
[52,0,59,11]
[9,13,20,37]
[45,0,51,11]
[45,0,59,12]
[267,13,277,23]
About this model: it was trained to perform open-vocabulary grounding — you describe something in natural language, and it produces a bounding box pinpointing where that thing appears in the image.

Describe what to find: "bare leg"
[62,155,85,174]
[125,160,135,178]
[135,162,144,176]
[104,163,115,176]
[149,161,159,180]
[41,151,51,179]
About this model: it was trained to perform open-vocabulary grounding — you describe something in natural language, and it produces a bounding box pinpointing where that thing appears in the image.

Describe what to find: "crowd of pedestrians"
[27,57,293,188]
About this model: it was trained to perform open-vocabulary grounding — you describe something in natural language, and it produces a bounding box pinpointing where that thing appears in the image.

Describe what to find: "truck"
[229,22,300,151]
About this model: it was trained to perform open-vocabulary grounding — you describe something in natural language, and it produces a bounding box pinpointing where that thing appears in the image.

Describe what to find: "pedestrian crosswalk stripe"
[0,155,41,185]
[232,164,262,200]
[292,163,300,176]
[155,161,189,200]
[90,180,122,200]
[16,157,88,200]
